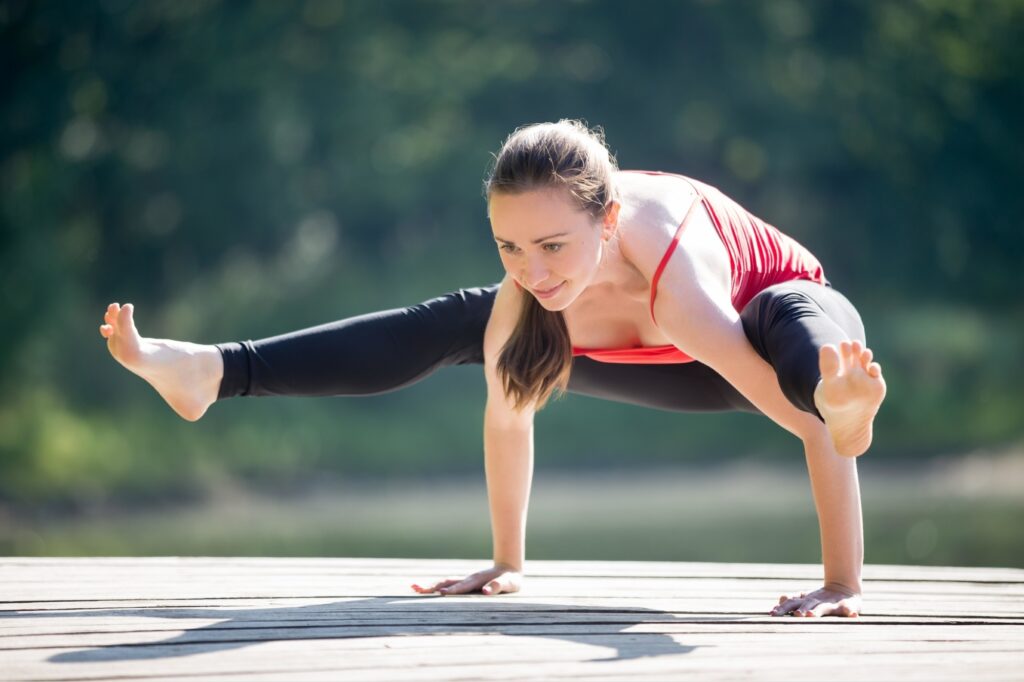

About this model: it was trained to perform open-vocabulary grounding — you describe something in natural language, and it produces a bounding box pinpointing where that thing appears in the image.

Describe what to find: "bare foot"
[813,340,887,457]
[99,302,224,421]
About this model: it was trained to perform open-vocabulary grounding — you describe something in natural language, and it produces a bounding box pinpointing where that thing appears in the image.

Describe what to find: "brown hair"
[484,119,619,411]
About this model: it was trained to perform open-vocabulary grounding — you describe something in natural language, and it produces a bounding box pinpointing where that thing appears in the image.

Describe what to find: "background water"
[5,451,1021,568]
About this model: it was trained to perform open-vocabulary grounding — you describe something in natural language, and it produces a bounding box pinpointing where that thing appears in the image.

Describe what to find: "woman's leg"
[215,285,499,399]
[737,278,887,457]
[738,280,866,419]
[213,283,762,413]
[100,285,500,421]
[566,358,759,414]
[105,281,753,420]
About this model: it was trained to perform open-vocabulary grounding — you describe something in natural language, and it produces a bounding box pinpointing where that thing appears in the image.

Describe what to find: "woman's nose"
[522,257,550,287]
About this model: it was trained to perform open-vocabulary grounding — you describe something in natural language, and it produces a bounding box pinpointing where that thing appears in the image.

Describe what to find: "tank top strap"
[649,198,700,327]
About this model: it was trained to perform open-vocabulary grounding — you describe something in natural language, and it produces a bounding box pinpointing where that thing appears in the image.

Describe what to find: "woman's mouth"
[533,281,565,299]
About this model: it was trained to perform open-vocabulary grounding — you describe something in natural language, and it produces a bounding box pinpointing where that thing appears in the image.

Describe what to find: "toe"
[819,345,841,378]
[118,303,135,329]
[839,341,854,365]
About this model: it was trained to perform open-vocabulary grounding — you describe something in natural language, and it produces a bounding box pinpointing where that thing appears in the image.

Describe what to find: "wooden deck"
[1,558,1022,681]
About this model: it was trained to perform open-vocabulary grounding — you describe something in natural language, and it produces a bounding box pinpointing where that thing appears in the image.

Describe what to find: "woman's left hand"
[770,585,862,617]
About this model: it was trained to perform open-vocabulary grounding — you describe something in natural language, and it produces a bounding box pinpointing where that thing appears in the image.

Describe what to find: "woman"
[100,120,886,618]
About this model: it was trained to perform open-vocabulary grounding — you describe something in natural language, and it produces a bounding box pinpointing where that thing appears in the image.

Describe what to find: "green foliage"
[1,1,1022,509]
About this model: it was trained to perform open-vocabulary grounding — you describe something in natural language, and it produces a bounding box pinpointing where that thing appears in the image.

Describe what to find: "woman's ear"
[601,200,621,241]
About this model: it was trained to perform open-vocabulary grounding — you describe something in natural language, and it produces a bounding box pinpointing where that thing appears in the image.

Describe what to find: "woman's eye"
[543,243,562,253]
[499,244,518,254]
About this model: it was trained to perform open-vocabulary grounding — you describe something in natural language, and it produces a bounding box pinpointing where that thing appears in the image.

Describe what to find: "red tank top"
[517,170,827,364]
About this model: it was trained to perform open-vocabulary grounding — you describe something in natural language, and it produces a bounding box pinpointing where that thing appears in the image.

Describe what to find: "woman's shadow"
[3,597,743,664]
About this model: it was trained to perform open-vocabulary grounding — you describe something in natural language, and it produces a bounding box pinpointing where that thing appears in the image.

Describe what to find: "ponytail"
[496,291,572,411]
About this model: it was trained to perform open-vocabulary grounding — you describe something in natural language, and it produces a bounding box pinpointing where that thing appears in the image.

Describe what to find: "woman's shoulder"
[482,275,524,364]
[614,171,702,279]
[615,169,701,190]
[614,170,700,224]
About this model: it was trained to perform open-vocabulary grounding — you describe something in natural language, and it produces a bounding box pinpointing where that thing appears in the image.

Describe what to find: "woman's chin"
[538,300,569,312]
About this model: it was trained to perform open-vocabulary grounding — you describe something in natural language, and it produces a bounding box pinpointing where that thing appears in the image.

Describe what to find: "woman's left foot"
[814,341,887,457]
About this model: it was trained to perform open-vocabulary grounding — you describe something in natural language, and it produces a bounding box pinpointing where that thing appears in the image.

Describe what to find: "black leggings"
[215,279,865,419]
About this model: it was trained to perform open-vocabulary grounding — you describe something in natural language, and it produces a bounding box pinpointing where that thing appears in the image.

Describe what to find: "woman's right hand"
[411,563,523,596]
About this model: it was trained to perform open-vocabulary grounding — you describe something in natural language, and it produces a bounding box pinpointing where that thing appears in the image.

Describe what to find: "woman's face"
[489,187,611,311]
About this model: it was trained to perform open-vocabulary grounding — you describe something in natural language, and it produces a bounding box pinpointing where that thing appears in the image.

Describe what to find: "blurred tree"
[1,0,1021,509]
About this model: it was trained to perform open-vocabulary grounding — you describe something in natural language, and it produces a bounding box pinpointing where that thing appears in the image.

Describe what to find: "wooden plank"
[3,626,1022,652]
[4,564,1023,600]
[8,575,1024,595]
[3,557,1022,582]
[2,633,1023,682]
[4,620,1024,651]
[0,558,1020,682]
[4,594,1024,618]
[4,593,1023,620]
[5,575,1024,607]
[4,608,1024,635]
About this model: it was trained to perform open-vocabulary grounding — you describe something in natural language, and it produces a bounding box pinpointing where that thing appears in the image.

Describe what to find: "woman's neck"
[576,234,649,305]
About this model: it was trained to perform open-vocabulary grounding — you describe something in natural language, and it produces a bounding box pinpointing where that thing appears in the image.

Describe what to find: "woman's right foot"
[813,340,887,458]
[99,302,224,421]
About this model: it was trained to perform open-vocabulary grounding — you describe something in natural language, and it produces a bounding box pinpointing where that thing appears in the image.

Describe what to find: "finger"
[859,347,873,369]
[411,578,460,593]
[867,362,882,378]
[439,578,480,595]
[774,598,798,614]
[836,599,861,618]
[786,597,818,617]
[850,340,863,357]
[100,324,112,337]
[501,574,521,594]
[774,592,803,608]
[795,600,821,617]
[771,597,803,616]
[480,572,521,596]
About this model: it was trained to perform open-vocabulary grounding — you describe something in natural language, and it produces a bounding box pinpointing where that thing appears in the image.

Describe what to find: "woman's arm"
[483,370,534,574]
[413,277,535,596]
[626,204,864,615]
[641,204,822,440]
